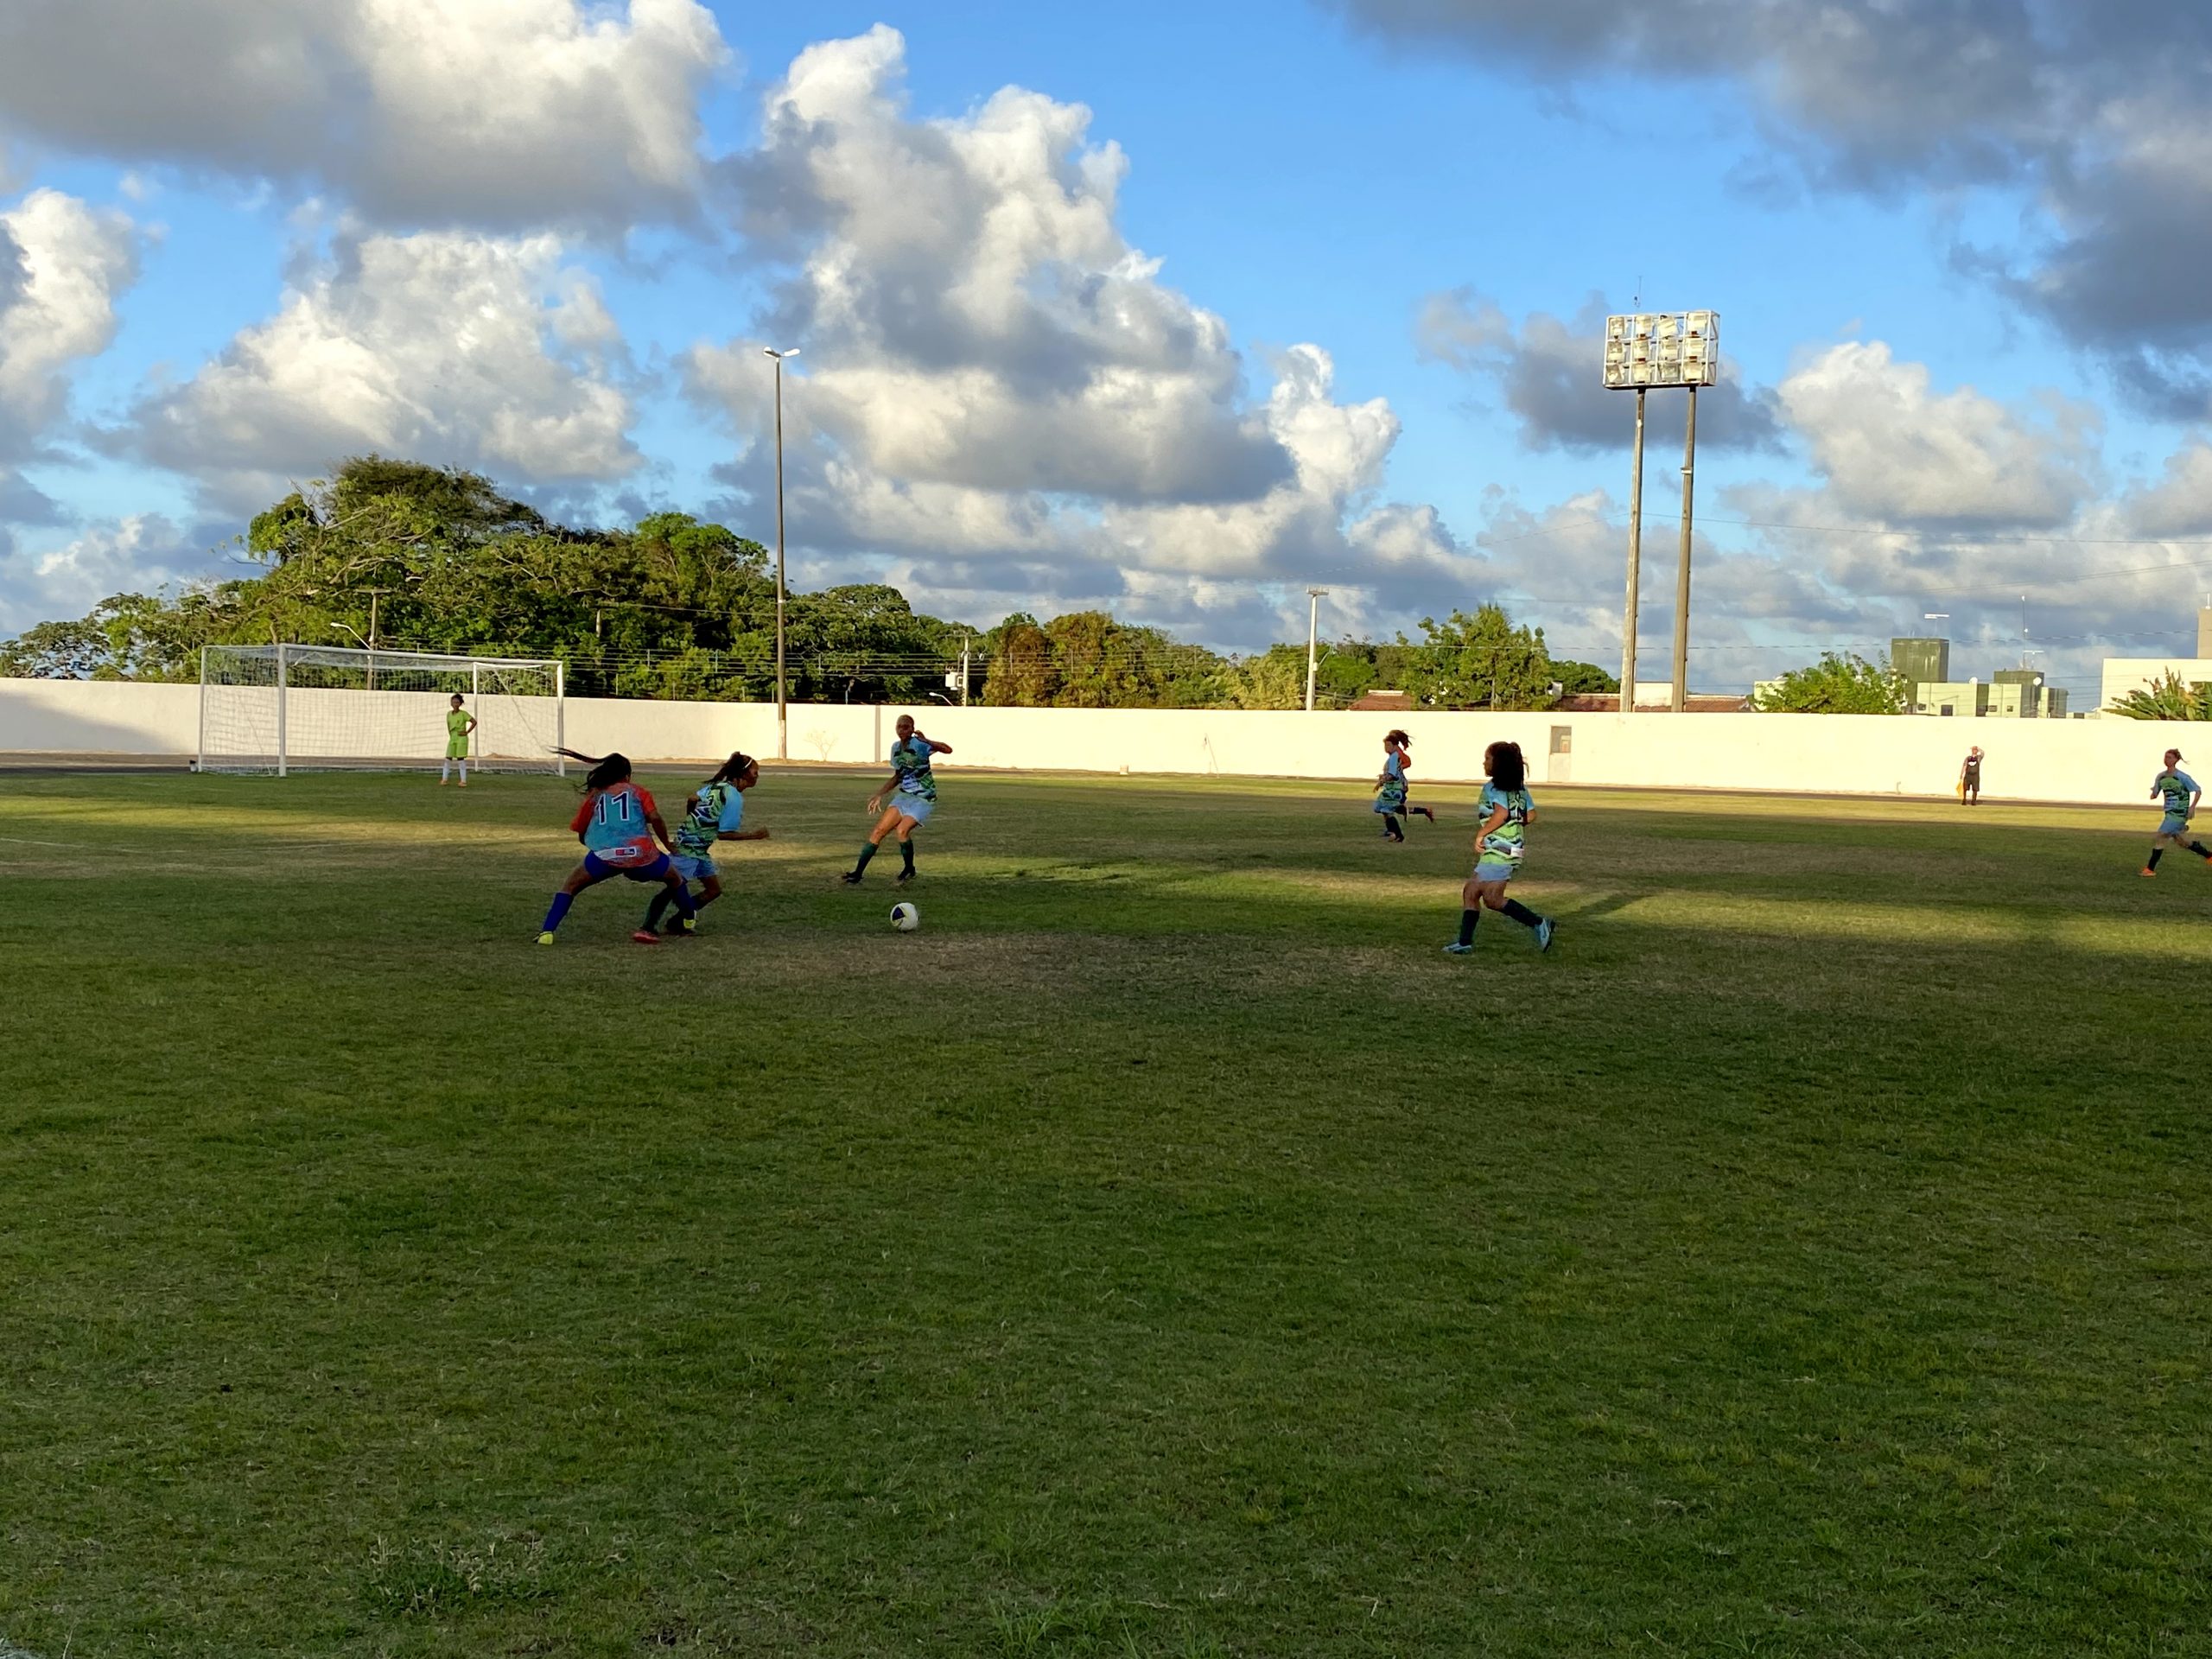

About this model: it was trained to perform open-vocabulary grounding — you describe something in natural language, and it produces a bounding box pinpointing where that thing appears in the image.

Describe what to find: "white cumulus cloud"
[0,0,729,230]
[691,28,1471,635]
[122,228,639,513]
[1777,340,2099,529]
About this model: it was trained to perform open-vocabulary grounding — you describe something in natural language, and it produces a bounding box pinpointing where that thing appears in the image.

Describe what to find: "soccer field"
[3,766,2209,1657]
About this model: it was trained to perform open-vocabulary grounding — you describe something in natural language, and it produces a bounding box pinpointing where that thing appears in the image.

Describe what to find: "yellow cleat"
[537,930,557,945]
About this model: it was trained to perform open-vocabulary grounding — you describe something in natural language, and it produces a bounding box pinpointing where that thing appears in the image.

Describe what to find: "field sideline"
[3,767,2209,1656]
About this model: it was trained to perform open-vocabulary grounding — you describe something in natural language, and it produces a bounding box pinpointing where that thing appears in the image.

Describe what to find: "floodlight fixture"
[1602,309,1719,715]
[1603,311,1719,391]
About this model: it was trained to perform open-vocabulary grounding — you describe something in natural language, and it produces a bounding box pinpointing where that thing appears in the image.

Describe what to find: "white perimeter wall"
[0,677,2190,807]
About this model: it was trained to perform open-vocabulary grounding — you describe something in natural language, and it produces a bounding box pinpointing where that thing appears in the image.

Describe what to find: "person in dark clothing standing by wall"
[1959,746,1983,805]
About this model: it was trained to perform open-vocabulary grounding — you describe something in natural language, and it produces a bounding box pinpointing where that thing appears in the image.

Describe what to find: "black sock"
[851,841,879,876]
[2148,847,2165,869]
[2191,842,2212,860]
[1501,898,1545,931]
[644,887,676,929]
[899,839,915,874]
[1458,909,1478,947]
[1383,814,1402,837]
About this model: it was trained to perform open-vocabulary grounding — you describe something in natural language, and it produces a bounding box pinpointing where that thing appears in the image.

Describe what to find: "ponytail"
[709,750,757,785]
[555,747,632,791]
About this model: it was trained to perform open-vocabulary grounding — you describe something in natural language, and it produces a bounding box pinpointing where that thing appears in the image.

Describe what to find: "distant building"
[1917,681,1988,717]
[1891,637,1950,692]
[2101,658,2212,712]
[1348,689,1414,712]
[1557,691,1749,713]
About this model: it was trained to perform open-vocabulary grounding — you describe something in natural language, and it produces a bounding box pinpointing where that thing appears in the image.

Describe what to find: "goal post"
[195,644,566,775]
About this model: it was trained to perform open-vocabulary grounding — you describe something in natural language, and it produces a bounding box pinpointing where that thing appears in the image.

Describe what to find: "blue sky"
[4,1,2212,699]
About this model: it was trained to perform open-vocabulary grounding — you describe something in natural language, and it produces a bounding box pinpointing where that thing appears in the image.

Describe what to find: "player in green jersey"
[645,752,771,934]
[2143,748,2212,876]
[1444,740,1554,955]
[440,695,478,786]
[843,714,952,886]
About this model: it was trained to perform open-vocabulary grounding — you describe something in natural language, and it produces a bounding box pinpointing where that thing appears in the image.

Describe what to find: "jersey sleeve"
[569,796,593,834]
[2184,773,2202,796]
[717,791,746,832]
[634,786,658,817]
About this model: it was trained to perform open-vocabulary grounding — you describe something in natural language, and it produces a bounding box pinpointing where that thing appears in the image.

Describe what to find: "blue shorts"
[584,849,671,883]
[887,794,935,825]
[671,853,718,883]
[1471,857,1519,885]
[1374,795,1406,815]
[2160,815,2192,838]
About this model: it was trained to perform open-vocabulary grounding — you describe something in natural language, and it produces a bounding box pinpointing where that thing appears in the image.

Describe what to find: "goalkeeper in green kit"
[440,694,478,787]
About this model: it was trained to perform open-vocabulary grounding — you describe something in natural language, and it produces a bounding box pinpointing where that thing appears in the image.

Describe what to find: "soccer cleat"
[665,916,697,937]
[536,931,556,946]
[1535,918,1557,953]
[1443,942,1474,956]
[2141,868,2158,877]
[841,872,863,886]
[630,929,663,945]
[895,868,916,885]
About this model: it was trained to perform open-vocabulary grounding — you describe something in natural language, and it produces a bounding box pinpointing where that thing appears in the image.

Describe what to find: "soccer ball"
[891,902,919,931]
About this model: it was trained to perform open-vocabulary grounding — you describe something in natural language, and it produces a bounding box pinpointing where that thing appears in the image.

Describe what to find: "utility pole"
[960,635,971,708]
[1671,386,1697,713]
[1305,588,1328,712]
[764,346,800,760]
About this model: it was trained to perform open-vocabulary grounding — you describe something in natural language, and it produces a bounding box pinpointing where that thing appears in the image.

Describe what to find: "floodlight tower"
[1603,311,1719,713]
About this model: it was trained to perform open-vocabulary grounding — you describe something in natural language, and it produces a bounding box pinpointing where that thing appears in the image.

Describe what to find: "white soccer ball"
[890,902,920,931]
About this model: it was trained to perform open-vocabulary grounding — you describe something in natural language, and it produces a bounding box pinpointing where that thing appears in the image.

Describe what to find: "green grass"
[2,766,2210,1657]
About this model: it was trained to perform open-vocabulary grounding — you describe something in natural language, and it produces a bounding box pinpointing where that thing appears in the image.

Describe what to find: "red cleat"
[2140,868,2158,878]
[631,929,663,944]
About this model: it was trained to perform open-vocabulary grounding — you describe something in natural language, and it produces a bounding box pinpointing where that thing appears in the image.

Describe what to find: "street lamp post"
[1305,588,1328,713]
[764,346,800,761]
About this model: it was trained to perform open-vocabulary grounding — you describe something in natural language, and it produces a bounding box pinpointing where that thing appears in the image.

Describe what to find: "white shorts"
[887,794,935,825]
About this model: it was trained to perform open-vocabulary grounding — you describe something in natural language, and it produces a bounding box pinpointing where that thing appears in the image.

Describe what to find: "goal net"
[196,645,565,775]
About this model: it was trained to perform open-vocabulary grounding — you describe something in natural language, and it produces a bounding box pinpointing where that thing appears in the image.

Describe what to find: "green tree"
[981,615,1055,706]
[2111,671,2212,721]
[1551,658,1619,696]
[1224,645,1306,710]
[1752,652,1909,714]
[1397,604,1555,710]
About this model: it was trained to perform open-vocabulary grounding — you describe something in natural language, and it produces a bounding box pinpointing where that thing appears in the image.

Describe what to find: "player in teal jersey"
[1444,740,1554,955]
[645,752,771,934]
[440,695,478,786]
[1372,729,1436,842]
[2142,748,2212,876]
[843,714,952,886]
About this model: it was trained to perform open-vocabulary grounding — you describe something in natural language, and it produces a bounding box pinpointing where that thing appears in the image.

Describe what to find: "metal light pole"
[764,346,800,760]
[1620,389,1646,714]
[1305,588,1328,712]
[1671,386,1697,714]
[1603,311,1718,715]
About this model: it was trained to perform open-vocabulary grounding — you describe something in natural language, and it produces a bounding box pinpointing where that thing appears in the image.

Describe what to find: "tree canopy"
[1,455,1608,712]
[1752,652,1910,715]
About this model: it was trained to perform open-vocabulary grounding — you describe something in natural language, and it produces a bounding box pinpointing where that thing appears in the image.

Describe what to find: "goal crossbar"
[196,643,567,776]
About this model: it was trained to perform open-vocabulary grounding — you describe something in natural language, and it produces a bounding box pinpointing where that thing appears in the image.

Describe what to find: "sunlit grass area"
[2,766,2209,1656]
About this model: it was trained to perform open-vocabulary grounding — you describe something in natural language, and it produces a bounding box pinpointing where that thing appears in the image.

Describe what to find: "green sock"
[851,841,879,877]
[1458,909,1478,947]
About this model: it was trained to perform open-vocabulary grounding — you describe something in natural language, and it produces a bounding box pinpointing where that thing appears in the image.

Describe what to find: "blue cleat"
[1442,942,1473,956]
[1535,918,1556,953]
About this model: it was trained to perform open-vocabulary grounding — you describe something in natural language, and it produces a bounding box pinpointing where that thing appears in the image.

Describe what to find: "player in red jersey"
[536,750,696,944]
